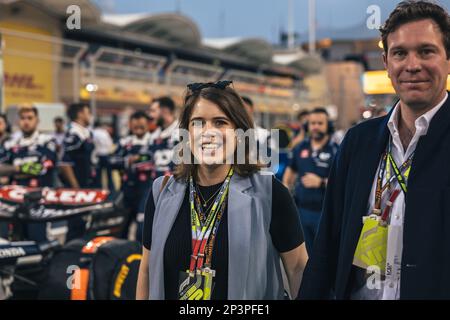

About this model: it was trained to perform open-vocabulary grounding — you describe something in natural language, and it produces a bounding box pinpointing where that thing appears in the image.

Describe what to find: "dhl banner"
[80,86,154,105]
[364,70,450,95]
[0,22,54,106]
[234,82,294,98]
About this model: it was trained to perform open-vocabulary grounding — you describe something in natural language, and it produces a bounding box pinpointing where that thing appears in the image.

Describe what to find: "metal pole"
[308,0,316,54]
[89,48,105,119]
[73,61,80,103]
[90,55,97,119]
[339,73,346,130]
[288,0,295,49]
[73,44,87,103]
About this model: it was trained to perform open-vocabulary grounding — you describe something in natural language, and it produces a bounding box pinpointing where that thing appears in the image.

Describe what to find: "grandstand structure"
[0,0,324,128]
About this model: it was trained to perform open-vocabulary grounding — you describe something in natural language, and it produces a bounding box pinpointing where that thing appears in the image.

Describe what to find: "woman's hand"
[136,247,150,300]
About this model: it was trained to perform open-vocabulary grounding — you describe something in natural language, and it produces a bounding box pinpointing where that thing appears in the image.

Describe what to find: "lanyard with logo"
[353,138,414,274]
[178,167,233,300]
[373,139,413,216]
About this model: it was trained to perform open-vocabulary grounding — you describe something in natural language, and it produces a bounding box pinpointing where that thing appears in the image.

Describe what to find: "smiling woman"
[136,81,308,300]
[175,80,260,180]
[189,101,236,166]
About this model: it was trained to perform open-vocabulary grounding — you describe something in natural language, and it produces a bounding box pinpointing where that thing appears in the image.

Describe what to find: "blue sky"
[93,0,450,43]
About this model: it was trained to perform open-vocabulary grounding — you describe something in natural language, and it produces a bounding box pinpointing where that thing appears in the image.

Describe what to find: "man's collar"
[21,130,39,140]
[70,121,92,141]
[132,132,151,144]
[19,130,39,146]
[160,120,178,139]
[387,92,448,137]
[71,121,87,130]
[71,121,91,133]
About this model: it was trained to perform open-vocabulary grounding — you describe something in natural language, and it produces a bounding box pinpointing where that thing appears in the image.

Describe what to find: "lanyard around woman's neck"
[188,167,233,275]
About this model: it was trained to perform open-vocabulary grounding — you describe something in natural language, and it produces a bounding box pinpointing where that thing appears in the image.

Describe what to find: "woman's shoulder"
[153,175,168,189]
[153,175,188,196]
[152,175,171,198]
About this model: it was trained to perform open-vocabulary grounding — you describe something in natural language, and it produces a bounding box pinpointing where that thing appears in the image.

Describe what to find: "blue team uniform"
[134,123,178,241]
[109,132,152,238]
[288,137,338,254]
[0,131,57,241]
[60,122,97,188]
[60,122,97,241]
[145,135,176,179]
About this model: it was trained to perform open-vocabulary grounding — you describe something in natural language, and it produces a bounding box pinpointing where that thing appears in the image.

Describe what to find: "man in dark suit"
[299,0,450,300]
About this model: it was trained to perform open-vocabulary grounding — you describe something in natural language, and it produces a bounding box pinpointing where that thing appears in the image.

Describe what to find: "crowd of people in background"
[0,91,342,247]
[1,0,448,301]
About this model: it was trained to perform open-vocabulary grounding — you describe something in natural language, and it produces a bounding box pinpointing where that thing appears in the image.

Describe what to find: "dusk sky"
[93,0,450,43]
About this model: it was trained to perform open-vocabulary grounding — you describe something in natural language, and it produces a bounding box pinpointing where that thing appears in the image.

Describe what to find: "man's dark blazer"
[298,93,450,299]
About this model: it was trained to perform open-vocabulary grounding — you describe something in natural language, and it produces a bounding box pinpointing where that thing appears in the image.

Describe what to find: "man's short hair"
[241,96,254,108]
[54,116,64,123]
[154,96,176,113]
[130,110,150,121]
[380,1,450,58]
[310,107,329,118]
[67,103,89,121]
[18,104,38,117]
[297,110,310,120]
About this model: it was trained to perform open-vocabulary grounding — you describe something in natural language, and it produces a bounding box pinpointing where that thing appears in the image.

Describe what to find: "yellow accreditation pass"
[353,216,388,274]
[178,269,215,300]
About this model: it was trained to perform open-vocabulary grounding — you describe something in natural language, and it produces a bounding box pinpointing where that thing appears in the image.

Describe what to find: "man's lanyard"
[373,139,414,215]
[387,151,410,195]
[380,189,401,222]
[188,168,233,276]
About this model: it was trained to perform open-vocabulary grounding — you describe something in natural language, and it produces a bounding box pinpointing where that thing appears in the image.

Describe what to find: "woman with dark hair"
[137,81,307,300]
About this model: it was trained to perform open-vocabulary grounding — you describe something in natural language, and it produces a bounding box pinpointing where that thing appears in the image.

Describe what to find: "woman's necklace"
[196,183,222,208]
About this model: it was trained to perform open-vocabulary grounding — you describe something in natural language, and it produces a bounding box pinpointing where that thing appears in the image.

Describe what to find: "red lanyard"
[374,152,388,214]
[188,169,233,275]
[194,199,227,271]
[380,189,401,222]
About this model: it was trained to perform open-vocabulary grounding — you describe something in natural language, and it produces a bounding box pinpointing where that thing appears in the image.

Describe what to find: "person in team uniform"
[0,106,58,241]
[59,103,96,241]
[109,111,152,239]
[283,108,338,255]
[134,97,179,240]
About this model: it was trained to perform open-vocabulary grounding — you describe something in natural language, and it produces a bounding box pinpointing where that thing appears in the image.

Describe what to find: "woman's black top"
[142,176,304,300]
